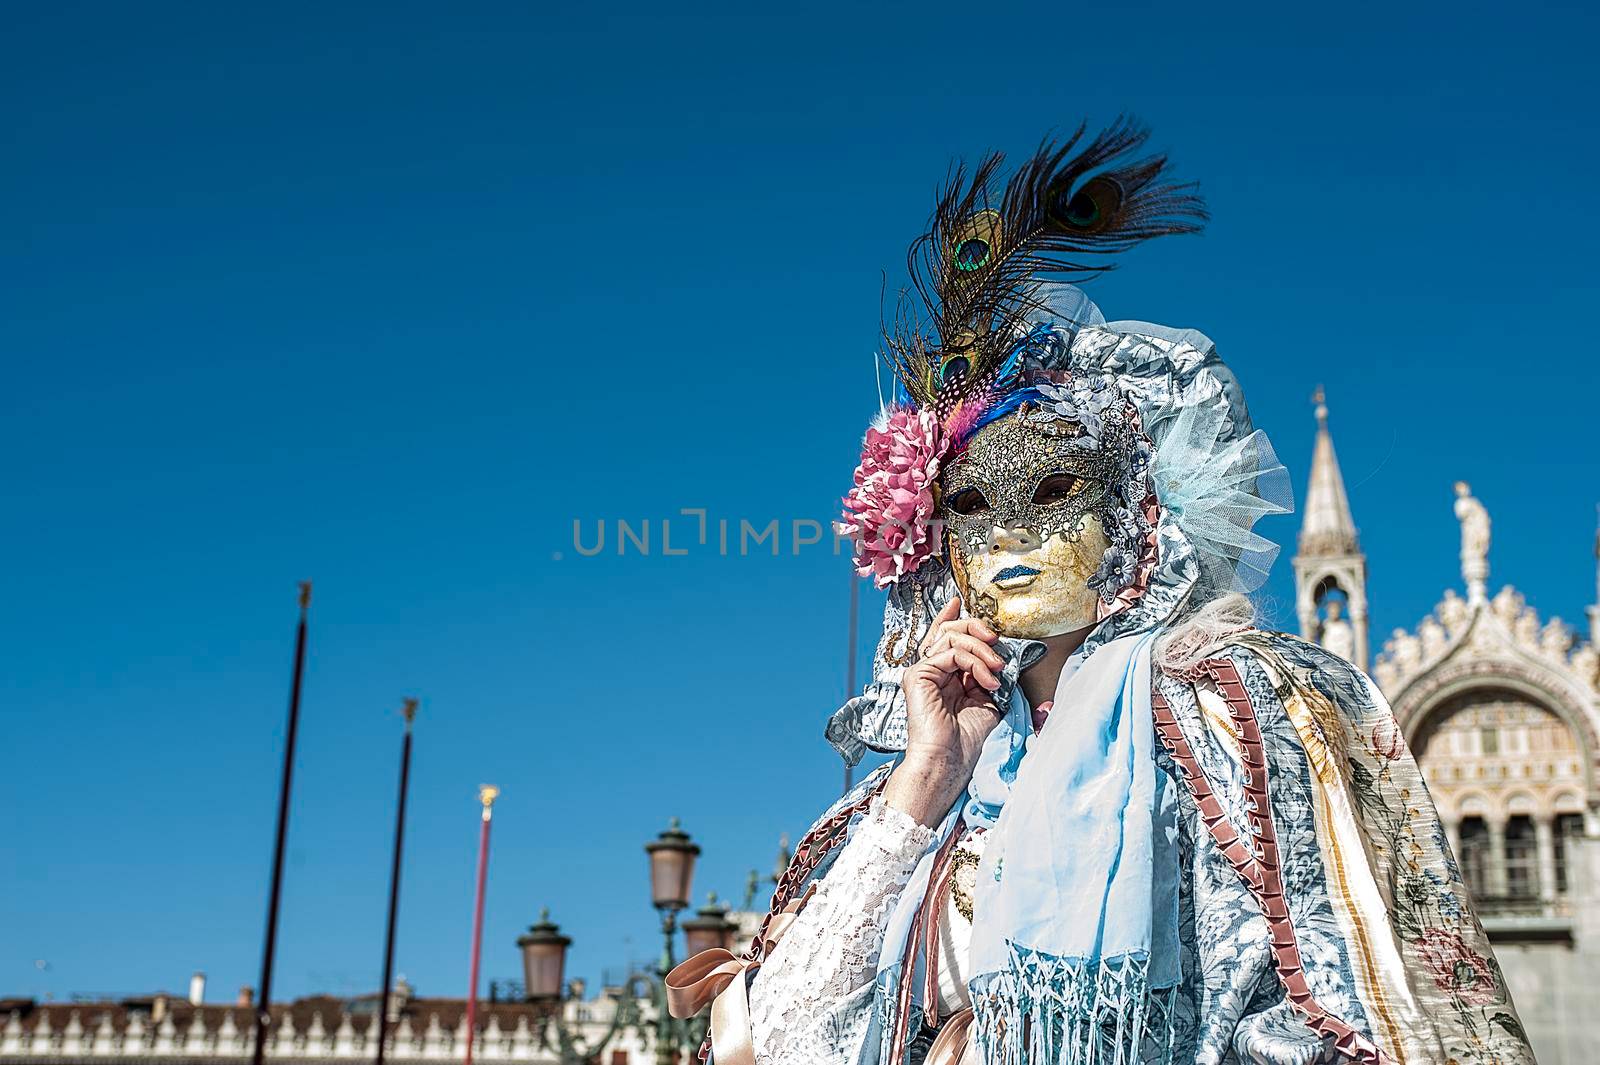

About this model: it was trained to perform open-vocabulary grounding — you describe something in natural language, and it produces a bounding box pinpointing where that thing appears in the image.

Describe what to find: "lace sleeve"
[746,796,935,1065]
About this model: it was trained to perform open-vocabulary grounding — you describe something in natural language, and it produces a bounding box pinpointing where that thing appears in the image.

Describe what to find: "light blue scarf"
[876,632,1182,1064]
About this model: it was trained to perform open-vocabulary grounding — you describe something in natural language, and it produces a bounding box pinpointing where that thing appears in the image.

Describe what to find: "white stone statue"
[1540,617,1573,660]
[1455,481,1491,603]
[1391,626,1423,672]
[1438,588,1469,633]
[1419,615,1449,659]
[1572,643,1599,689]
[1318,598,1356,661]
[1514,609,1540,650]
[1492,585,1523,627]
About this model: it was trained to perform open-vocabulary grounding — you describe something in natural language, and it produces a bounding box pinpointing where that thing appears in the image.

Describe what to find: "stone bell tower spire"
[1293,387,1371,669]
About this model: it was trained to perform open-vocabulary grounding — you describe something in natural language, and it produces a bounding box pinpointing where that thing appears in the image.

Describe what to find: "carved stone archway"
[1396,661,1600,805]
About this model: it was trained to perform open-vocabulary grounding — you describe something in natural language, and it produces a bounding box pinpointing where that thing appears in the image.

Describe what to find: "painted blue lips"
[994,564,1041,581]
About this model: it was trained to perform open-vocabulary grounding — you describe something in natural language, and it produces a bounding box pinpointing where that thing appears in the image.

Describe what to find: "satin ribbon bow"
[923,1008,975,1065]
[664,886,814,1065]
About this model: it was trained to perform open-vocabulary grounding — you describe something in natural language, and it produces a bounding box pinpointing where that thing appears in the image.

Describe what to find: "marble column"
[1536,816,1558,902]
[1349,594,1370,673]
[1487,819,1509,899]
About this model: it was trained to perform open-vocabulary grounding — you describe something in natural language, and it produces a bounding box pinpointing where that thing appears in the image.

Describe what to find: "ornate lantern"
[681,893,740,957]
[516,908,571,1001]
[644,818,700,914]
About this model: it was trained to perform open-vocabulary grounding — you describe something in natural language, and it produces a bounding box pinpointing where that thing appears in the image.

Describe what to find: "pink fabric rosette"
[837,407,946,588]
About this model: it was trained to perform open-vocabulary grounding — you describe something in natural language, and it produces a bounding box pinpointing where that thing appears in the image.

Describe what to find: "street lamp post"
[516,911,650,1065]
[644,819,700,1065]
[681,894,739,958]
[512,820,724,1065]
[517,909,571,1002]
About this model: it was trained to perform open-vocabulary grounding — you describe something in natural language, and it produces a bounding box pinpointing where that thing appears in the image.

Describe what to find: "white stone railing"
[2,1002,655,1064]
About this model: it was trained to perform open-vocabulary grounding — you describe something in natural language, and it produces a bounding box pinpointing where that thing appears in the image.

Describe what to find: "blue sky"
[5,2,1597,1005]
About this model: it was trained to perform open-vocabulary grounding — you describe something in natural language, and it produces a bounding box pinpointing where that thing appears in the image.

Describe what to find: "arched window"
[1458,817,1491,897]
[1555,812,1586,894]
[1504,815,1538,899]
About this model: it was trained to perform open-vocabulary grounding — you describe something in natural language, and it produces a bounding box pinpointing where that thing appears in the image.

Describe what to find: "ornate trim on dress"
[967,946,1180,1065]
[1150,658,1388,1065]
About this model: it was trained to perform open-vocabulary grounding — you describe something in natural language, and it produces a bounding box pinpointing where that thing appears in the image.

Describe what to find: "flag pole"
[843,568,859,794]
[463,786,499,1065]
[374,699,418,1065]
[251,582,312,1065]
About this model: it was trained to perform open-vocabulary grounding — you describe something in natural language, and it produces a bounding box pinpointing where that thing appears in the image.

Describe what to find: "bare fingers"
[921,616,1000,663]
[937,632,1003,673]
[919,646,1001,691]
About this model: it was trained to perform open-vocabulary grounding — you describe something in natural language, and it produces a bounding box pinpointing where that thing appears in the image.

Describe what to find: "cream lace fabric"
[748,796,934,1065]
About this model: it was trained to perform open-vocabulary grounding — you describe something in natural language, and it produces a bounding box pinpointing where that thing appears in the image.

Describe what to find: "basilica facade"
[1295,393,1600,1065]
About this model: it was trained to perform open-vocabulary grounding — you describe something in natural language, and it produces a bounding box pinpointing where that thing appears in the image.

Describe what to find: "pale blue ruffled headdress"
[827,285,1291,765]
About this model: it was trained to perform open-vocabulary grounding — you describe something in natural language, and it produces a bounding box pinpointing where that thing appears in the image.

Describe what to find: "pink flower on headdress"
[837,407,946,588]
[1412,929,1499,1006]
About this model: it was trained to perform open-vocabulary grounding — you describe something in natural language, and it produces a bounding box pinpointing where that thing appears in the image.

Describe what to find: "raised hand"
[883,596,1007,826]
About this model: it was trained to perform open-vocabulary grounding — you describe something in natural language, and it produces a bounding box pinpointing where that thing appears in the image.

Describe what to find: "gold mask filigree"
[941,408,1123,638]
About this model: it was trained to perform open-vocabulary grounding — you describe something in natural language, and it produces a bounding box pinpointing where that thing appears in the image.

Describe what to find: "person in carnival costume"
[666,121,1535,1065]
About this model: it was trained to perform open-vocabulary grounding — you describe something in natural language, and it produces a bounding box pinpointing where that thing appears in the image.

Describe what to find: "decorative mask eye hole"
[946,487,990,516]
[1031,473,1083,506]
